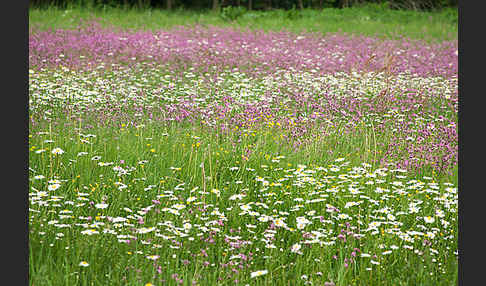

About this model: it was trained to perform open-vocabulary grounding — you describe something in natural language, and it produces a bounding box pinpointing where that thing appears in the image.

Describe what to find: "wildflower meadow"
[29,6,458,286]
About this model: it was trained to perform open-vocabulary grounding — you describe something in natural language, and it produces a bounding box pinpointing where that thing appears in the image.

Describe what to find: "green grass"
[29,5,458,284]
[28,122,458,285]
[29,65,457,285]
[29,4,457,42]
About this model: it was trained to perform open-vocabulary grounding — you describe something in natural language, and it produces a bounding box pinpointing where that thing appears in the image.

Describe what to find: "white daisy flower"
[435,209,445,218]
[296,222,307,230]
[95,203,109,209]
[210,189,220,197]
[48,184,61,191]
[51,148,65,155]
[111,217,127,223]
[137,227,156,234]
[274,218,287,228]
[258,215,270,222]
[183,223,192,230]
[240,204,251,211]
[81,229,99,235]
[146,255,160,261]
[79,261,89,267]
[337,213,350,220]
[229,194,245,200]
[251,270,268,278]
[441,219,450,228]
[344,201,359,208]
[291,243,302,253]
[172,204,186,210]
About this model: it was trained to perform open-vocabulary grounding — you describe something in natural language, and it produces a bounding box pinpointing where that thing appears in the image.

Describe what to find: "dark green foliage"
[284,7,302,20]
[220,5,247,21]
[387,0,458,11]
[439,6,458,24]
[29,0,457,11]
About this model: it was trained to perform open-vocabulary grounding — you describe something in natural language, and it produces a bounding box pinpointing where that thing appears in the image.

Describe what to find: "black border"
[458,1,480,286]
[6,0,29,285]
[457,0,462,283]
